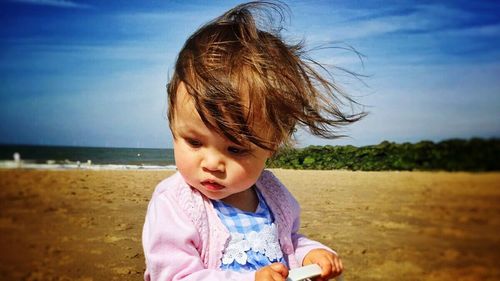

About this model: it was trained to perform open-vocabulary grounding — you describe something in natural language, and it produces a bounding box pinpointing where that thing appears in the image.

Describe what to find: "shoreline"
[1,160,497,173]
[0,160,177,171]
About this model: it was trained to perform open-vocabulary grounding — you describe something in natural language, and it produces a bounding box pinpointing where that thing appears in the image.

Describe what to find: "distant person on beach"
[142,2,364,280]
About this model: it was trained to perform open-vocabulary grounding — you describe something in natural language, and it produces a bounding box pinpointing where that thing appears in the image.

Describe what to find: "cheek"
[232,157,267,182]
[173,142,195,175]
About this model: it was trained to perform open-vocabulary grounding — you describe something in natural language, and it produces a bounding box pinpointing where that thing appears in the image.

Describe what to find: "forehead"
[171,81,275,148]
[172,83,203,126]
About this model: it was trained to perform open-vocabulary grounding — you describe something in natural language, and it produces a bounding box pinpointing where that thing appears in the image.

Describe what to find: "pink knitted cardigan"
[142,170,334,281]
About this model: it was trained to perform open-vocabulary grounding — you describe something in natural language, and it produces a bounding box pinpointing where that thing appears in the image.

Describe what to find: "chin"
[201,191,227,201]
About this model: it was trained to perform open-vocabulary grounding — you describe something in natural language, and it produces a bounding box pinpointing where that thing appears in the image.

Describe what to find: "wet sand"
[0,169,499,281]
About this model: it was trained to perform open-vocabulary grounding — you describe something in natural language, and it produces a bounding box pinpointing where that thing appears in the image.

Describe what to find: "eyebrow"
[174,125,205,137]
[176,122,255,148]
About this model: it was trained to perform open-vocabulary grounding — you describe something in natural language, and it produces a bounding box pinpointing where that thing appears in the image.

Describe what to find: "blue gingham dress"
[211,188,287,272]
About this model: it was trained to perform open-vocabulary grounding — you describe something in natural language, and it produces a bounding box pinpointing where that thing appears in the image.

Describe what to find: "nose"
[201,150,225,173]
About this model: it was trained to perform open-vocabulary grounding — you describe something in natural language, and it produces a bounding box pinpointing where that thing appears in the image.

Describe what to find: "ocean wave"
[0,160,177,171]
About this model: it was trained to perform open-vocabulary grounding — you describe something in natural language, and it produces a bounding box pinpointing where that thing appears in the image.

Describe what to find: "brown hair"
[168,1,366,151]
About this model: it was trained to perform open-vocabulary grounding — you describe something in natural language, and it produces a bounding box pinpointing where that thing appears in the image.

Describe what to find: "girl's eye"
[186,138,202,147]
[227,146,249,155]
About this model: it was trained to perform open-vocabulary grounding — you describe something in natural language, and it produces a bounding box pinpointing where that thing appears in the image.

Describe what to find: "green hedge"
[266,138,500,171]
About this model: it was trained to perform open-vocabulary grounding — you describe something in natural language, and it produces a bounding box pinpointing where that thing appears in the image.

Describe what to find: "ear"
[265,149,273,159]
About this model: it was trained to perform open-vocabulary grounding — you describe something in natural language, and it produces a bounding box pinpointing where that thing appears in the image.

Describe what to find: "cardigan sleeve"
[142,187,255,281]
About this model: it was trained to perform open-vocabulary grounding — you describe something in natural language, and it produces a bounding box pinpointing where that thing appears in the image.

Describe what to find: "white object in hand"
[286,264,322,281]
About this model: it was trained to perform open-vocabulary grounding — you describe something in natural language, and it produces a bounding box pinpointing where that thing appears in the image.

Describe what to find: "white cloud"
[300,2,488,42]
[9,0,91,9]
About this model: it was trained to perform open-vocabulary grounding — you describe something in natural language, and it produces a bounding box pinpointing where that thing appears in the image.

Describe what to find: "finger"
[270,262,289,277]
[332,255,343,274]
[327,253,337,273]
[318,259,333,278]
[271,271,286,281]
[331,258,342,276]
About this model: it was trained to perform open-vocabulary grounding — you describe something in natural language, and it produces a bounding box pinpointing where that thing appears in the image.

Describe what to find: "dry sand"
[0,169,499,281]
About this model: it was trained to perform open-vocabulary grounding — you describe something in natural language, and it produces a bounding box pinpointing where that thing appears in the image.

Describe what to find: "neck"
[221,186,258,213]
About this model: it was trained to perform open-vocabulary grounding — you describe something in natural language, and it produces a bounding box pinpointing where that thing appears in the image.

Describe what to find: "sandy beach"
[0,169,499,281]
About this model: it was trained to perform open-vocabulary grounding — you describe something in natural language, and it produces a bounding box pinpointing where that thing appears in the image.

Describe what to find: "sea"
[0,144,176,170]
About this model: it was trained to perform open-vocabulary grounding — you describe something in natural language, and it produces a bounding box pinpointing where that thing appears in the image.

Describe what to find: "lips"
[201,180,225,191]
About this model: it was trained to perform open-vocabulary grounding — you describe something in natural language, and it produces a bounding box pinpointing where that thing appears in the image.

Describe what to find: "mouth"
[201,180,225,191]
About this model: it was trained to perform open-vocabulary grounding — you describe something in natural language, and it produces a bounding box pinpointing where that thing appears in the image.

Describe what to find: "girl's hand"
[303,249,343,281]
[255,262,289,281]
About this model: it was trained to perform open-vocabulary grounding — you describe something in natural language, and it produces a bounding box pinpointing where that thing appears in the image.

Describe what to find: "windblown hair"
[168,1,366,151]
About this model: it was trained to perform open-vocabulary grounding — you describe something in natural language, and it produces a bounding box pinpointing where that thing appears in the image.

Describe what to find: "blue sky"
[1,0,499,148]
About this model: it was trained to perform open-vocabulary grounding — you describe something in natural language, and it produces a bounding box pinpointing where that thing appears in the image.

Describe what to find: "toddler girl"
[142,2,364,280]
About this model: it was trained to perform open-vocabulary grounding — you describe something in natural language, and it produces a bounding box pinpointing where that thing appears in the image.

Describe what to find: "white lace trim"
[221,223,283,265]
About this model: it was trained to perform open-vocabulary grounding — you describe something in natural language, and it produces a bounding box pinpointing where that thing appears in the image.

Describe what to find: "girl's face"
[171,83,271,207]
